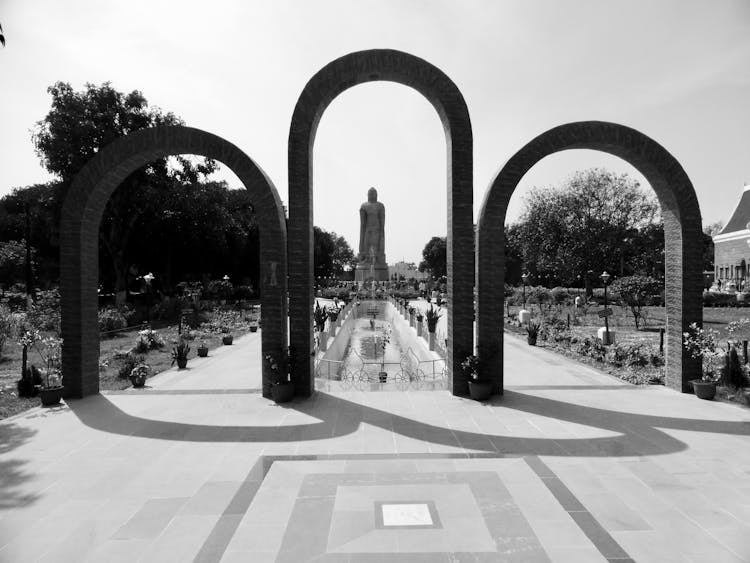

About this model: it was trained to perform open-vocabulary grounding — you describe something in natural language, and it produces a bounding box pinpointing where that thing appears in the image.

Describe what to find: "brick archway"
[476,121,702,393]
[288,49,474,396]
[60,126,287,398]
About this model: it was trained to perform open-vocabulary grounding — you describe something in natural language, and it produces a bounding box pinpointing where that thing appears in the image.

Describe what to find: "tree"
[331,232,355,275]
[702,222,723,273]
[32,82,215,302]
[0,240,29,287]
[314,227,335,279]
[512,169,660,284]
[313,227,355,279]
[611,275,661,329]
[419,236,447,279]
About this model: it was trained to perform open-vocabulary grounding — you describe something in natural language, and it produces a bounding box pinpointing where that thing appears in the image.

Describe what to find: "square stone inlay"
[375,501,441,529]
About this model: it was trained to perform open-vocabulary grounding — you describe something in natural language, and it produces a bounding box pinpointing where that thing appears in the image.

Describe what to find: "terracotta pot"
[468,380,493,401]
[39,386,64,406]
[129,374,146,388]
[527,335,537,346]
[272,382,295,403]
[176,357,188,369]
[222,335,233,345]
[691,379,716,400]
[250,325,258,333]
[197,346,208,357]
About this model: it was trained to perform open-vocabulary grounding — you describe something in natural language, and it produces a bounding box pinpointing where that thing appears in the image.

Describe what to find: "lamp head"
[600,271,611,284]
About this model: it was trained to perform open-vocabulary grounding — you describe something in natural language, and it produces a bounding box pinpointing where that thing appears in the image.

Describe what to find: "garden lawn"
[0,324,249,420]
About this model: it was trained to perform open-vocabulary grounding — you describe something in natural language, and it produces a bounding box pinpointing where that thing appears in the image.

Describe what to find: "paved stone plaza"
[2,332,750,562]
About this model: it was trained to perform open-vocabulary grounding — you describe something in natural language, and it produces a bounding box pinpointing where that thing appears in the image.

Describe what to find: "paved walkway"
[1,332,750,561]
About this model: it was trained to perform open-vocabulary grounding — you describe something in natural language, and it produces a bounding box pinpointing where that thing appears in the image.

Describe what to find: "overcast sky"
[1,0,748,264]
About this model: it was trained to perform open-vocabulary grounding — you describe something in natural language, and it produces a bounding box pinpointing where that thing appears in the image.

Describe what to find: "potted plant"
[266,350,295,403]
[408,306,416,327]
[129,362,150,388]
[378,326,392,383]
[416,311,424,336]
[171,338,191,369]
[249,318,259,333]
[683,323,722,400]
[526,320,540,346]
[21,330,64,406]
[327,307,339,336]
[463,354,492,401]
[313,301,328,333]
[222,332,233,345]
[425,305,442,351]
[197,340,209,357]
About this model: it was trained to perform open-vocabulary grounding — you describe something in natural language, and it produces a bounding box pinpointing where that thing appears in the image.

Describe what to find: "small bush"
[27,289,61,333]
[133,329,165,353]
[118,352,146,379]
[0,304,16,358]
[231,285,254,300]
[98,307,128,333]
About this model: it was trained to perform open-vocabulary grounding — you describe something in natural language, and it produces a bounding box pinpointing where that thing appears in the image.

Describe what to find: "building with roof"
[713,183,750,292]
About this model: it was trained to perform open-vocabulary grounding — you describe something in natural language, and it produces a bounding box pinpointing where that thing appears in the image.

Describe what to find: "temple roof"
[719,184,750,235]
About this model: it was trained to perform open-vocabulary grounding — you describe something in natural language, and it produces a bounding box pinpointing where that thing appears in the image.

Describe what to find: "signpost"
[597,308,613,319]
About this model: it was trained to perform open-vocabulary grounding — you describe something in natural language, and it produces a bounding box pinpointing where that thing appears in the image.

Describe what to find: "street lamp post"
[521,272,530,309]
[601,271,611,344]
[143,272,155,327]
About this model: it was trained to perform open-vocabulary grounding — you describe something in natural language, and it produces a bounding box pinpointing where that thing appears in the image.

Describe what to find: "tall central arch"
[288,49,474,396]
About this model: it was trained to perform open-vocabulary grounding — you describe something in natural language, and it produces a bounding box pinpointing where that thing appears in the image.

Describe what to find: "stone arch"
[288,49,474,396]
[60,126,287,398]
[477,121,702,393]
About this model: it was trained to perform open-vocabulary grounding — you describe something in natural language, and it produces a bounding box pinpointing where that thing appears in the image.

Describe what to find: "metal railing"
[314,346,447,390]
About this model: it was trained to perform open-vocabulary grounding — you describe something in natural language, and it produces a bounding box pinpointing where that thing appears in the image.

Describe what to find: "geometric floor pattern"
[3,332,750,562]
[193,454,631,562]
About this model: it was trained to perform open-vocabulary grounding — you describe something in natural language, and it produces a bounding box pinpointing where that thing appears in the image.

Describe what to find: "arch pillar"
[288,49,474,396]
[477,121,702,393]
[60,126,287,398]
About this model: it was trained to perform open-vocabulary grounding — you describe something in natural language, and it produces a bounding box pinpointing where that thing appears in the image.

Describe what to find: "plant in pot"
[266,349,294,403]
[129,362,150,388]
[171,338,191,369]
[416,311,424,336]
[21,330,64,406]
[197,340,209,357]
[249,316,259,332]
[327,307,339,335]
[462,354,492,401]
[425,305,442,351]
[313,301,328,333]
[526,320,540,346]
[378,326,392,383]
[683,322,722,400]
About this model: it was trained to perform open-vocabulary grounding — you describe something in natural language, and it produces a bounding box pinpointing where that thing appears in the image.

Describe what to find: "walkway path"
[1,332,749,561]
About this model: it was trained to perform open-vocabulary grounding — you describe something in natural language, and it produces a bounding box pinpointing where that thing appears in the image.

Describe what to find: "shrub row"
[703,292,749,307]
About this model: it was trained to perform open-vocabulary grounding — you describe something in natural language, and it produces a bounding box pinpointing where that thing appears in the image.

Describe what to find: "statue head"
[367,187,378,203]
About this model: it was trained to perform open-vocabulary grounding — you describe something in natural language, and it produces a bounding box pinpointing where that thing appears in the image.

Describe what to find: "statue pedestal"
[354,262,389,282]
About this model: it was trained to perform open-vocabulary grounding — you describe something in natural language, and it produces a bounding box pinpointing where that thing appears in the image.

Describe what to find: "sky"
[1,0,749,264]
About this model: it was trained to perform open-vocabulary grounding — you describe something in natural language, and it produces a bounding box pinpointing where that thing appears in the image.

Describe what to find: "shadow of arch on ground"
[476,121,703,394]
[287,49,474,398]
[60,126,287,399]
[62,390,750,458]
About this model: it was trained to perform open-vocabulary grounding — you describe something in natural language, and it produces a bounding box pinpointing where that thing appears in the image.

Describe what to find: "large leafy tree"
[512,169,660,284]
[419,236,447,279]
[313,227,354,278]
[32,82,215,301]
